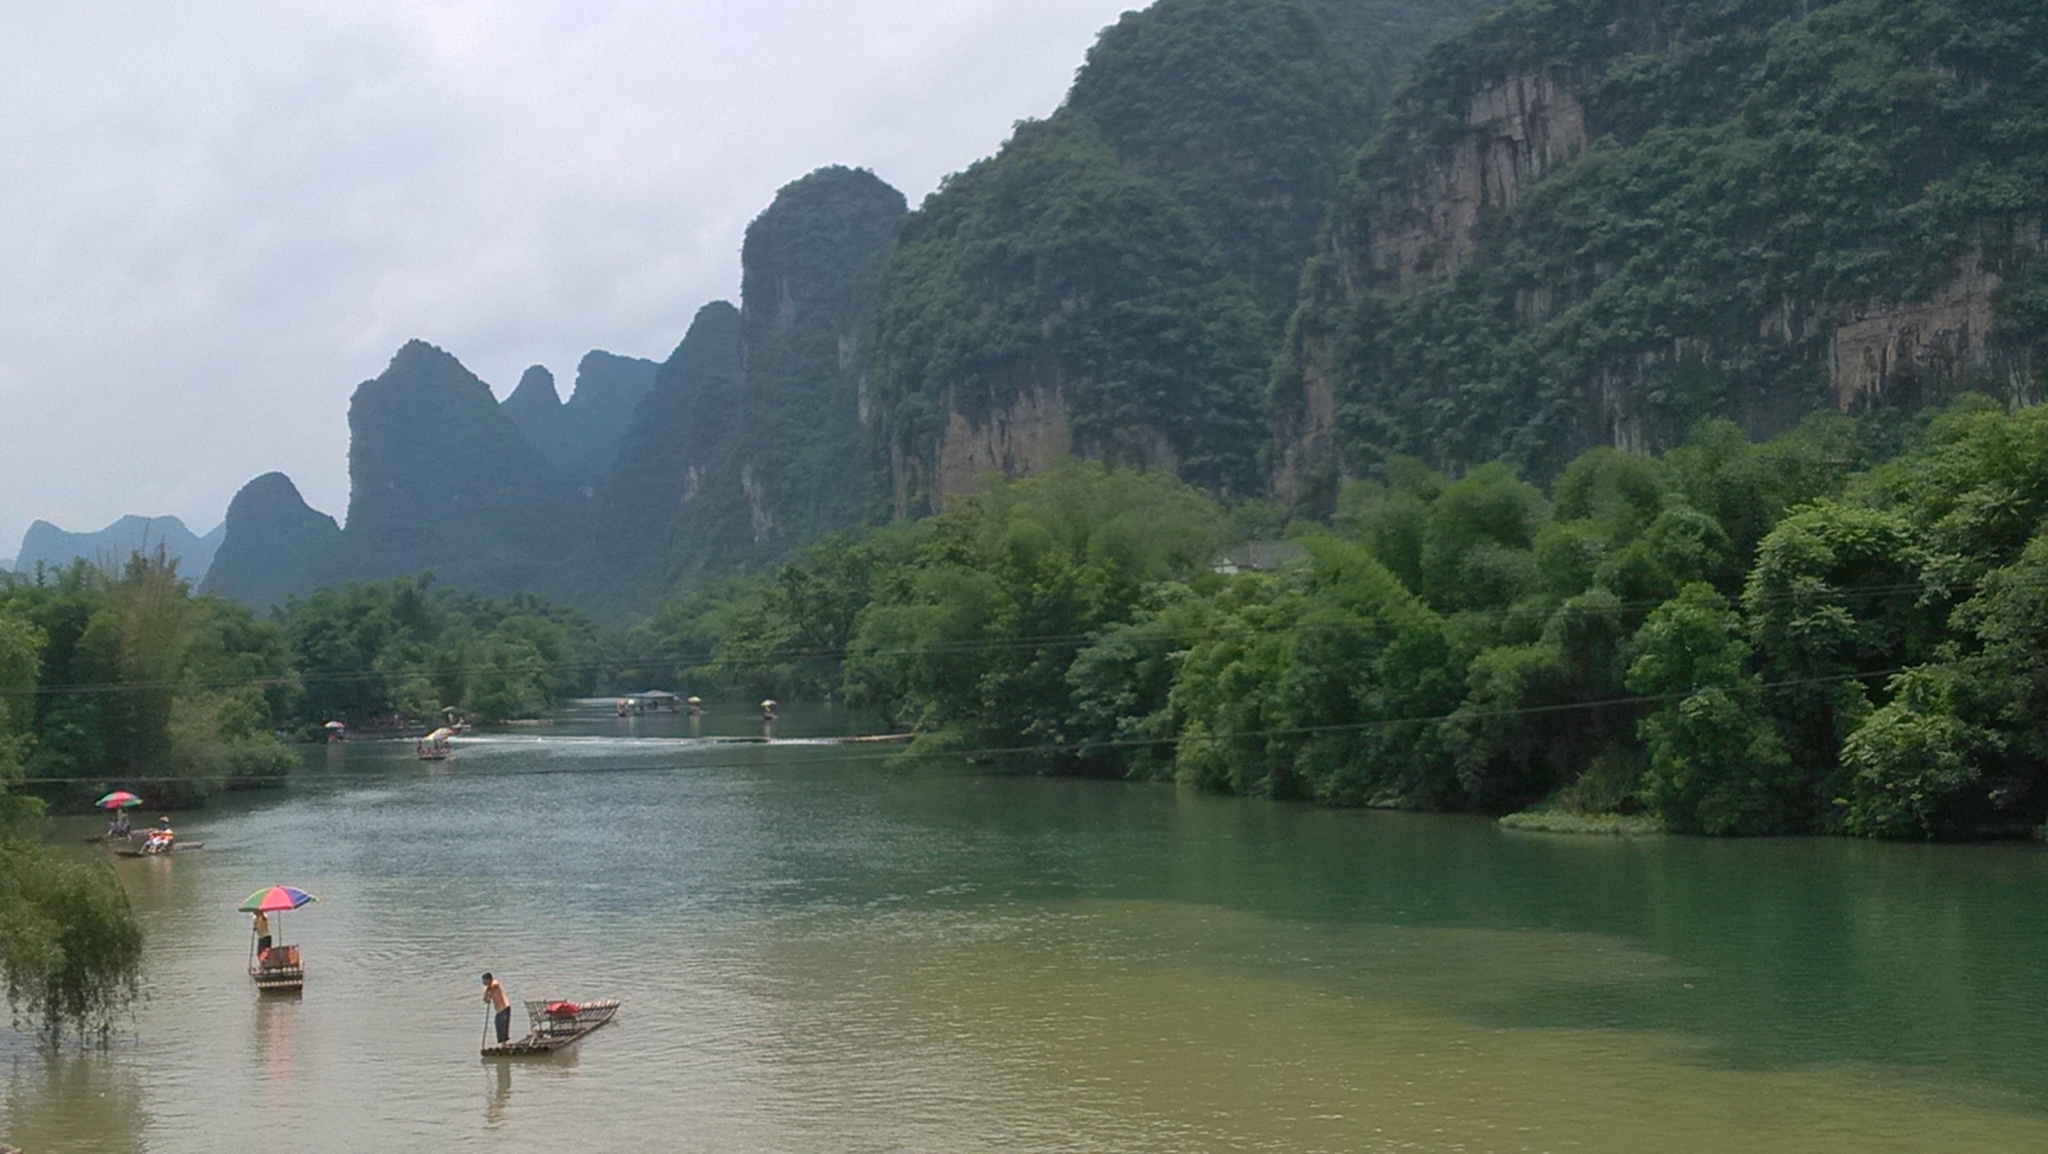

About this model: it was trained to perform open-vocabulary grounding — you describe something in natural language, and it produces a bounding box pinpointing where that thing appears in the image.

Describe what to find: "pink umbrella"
[97,790,142,810]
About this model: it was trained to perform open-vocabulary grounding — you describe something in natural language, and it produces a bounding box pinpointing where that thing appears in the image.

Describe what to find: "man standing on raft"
[483,972,511,1043]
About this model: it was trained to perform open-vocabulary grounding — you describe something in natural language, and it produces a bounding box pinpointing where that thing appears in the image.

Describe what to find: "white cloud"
[0,0,1135,551]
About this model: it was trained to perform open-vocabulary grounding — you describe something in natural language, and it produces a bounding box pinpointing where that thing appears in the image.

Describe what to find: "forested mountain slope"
[198,472,341,611]
[588,300,744,601]
[1272,0,2048,511]
[316,341,586,596]
[646,166,906,586]
[875,0,1495,518]
[502,352,660,484]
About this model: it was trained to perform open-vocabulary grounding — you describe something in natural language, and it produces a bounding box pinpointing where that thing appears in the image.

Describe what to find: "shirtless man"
[482,972,512,1043]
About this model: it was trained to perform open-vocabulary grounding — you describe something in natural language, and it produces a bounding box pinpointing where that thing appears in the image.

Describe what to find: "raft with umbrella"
[85,791,143,843]
[111,814,202,856]
[416,726,455,760]
[481,998,623,1057]
[241,885,317,992]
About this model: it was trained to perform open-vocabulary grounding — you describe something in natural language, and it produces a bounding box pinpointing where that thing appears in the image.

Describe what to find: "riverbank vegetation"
[277,575,601,730]
[0,564,601,1038]
[0,554,298,811]
[0,592,141,1039]
[0,563,602,814]
[643,397,2048,840]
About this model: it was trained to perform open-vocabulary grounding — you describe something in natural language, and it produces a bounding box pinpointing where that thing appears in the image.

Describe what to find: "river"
[4,701,2048,1152]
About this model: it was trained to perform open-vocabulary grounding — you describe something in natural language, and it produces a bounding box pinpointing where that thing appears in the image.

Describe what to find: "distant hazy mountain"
[11,515,223,580]
[198,472,342,611]
[314,339,585,596]
[500,364,567,465]
[501,352,660,485]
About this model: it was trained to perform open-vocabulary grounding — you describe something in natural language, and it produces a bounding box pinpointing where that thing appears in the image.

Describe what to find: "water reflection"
[483,1061,509,1128]
[2,1050,146,1154]
[253,995,298,1111]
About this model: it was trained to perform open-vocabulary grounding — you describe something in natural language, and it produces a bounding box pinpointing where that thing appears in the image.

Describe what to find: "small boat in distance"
[481,999,621,1057]
[417,726,454,760]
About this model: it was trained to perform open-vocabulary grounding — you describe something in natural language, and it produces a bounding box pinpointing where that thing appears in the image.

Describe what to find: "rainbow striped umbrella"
[96,791,142,810]
[238,886,318,913]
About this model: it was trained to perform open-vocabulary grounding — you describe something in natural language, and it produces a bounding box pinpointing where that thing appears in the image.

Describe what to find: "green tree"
[1627,583,1799,834]
[0,604,142,1039]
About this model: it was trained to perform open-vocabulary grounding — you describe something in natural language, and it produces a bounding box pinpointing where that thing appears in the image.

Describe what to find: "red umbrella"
[97,790,142,810]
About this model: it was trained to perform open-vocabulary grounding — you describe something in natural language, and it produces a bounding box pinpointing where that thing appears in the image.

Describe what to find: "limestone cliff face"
[932,385,1075,508]
[653,167,906,584]
[1268,282,1344,512]
[909,384,1190,514]
[1271,0,2048,498]
[199,472,342,611]
[1828,224,2044,409]
[1354,71,1588,294]
[1271,68,1592,508]
[321,340,584,595]
[592,301,742,571]
[501,365,564,452]
[501,354,659,484]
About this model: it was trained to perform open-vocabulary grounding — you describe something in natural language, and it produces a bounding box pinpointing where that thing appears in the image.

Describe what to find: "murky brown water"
[5,702,2048,1151]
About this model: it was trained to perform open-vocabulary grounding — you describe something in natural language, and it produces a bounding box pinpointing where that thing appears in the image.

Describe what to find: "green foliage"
[846,462,1226,762]
[875,115,1272,500]
[872,0,1503,512]
[1291,0,2048,482]
[1067,0,1373,315]
[0,840,143,1041]
[1168,534,1463,804]
[279,575,599,725]
[680,399,2048,839]
[1840,667,1997,838]
[0,612,39,794]
[1,553,299,808]
[1627,584,1799,833]
[0,601,142,1040]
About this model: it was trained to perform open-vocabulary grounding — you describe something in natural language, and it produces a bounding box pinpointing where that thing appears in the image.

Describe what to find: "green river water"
[5,701,2048,1152]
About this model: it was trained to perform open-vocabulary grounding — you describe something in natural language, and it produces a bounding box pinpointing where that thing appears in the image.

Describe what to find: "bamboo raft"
[251,944,305,993]
[481,998,621,1057]
[113,841,204,857]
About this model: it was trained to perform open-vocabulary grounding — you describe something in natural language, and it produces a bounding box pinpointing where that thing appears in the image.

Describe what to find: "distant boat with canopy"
[416,726,455,760]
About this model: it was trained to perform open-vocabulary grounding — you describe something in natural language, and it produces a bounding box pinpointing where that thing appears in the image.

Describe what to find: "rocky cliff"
[654,167,905,582]
[501,354,660,485]
[1271,0,2048,506]
[589,300,743,594]
[501,365,566,466]
[873,0,1503,516]
[318,340,585,595]
[198,472,342,611]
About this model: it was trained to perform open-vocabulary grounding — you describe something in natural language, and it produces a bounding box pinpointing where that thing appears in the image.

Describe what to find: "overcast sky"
[0,0,1140,557]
